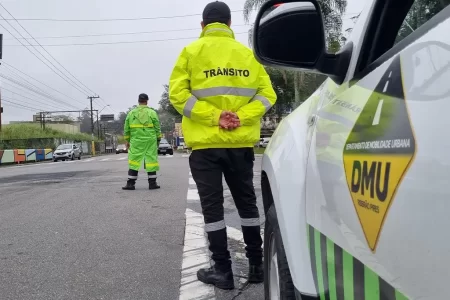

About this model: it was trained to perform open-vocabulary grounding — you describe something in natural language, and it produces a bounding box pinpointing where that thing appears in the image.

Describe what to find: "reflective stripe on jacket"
[124,105,161,143]
[169,23,277,150]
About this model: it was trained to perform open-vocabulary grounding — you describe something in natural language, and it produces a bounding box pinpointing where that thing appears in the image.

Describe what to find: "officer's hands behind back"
[219,111,240,130]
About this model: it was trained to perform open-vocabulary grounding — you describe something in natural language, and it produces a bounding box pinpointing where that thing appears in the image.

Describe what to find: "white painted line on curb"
[179,169,215,300]
[189,178,195,185]
[187,189,200,201]
[227,226,244,242]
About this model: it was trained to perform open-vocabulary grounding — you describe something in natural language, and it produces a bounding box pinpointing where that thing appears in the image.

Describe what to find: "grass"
[0,124,95,141]
[0,124,97,149]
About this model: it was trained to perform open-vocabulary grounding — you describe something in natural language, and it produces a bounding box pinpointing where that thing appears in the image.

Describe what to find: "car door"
[74,145,80,156]
[305,1,450,299]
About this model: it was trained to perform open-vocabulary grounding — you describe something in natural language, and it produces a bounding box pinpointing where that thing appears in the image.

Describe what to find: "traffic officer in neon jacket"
[122,93,161,190]
[169,1,277,290]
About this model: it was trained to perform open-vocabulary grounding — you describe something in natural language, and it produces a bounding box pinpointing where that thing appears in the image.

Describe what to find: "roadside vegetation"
[0,124,95,149]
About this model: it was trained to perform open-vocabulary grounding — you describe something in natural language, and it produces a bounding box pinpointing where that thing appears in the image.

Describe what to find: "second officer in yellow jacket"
[169,1,277,290]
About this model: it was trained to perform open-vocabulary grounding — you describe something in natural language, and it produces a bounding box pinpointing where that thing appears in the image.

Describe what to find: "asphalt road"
[0,153,265,300]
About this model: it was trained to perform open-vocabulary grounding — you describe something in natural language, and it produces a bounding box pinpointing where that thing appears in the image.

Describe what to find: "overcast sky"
[0,0,367,124]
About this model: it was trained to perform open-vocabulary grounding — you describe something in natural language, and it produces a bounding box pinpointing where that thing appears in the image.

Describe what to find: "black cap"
[203,1,231,26]
[138,93,149,101]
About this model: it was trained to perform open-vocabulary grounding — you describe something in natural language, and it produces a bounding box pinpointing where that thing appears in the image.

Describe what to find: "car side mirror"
[253,0,352,84]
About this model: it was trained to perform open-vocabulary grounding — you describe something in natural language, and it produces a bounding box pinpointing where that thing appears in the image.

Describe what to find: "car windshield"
[160,139,169,144]
[56,145,72,150]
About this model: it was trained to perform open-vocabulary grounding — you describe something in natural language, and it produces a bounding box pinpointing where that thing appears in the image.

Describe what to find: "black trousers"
[189,148,263,271]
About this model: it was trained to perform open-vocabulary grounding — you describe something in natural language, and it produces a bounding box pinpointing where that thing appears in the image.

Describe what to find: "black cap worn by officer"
[192,1,265,291]
[138,93,149,102]
[202,1,231,27]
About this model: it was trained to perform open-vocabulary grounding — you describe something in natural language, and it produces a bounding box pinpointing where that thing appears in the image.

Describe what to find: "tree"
[158,84,179,117]
[78,109,92,134]
[397,0,450,44]
[243,0,347,108]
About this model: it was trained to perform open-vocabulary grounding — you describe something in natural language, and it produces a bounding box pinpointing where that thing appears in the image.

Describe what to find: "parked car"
[116,144,128,154]
[53,144,81,162]
[158,138,173,156]
[253,0,450,299]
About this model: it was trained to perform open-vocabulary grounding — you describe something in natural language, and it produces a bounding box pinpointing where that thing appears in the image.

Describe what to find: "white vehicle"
[254,0,450,299]
[53,144,81,162]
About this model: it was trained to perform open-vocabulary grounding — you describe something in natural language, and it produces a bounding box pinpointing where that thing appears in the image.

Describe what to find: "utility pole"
[88,96,100,156]
[88,96,100,136]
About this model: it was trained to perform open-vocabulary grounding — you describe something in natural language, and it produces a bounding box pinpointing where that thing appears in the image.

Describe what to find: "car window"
[56,145,71,150]
[395,0,450,45]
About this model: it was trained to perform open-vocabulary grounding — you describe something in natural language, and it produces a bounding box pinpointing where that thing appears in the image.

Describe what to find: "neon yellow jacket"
[123,105,161,143]
[169,23,277,150]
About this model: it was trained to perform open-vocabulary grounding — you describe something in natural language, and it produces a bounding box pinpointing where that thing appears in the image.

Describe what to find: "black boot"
[197,266,234,290]
[148,172,160,190]
[148,179,160,190]
[248,263,264,283]
[122,179,136,190]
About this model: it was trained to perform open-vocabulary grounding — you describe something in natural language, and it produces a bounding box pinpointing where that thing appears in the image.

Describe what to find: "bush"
[0,124,96,149]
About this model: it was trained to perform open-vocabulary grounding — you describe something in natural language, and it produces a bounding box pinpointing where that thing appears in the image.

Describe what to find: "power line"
[0,3,99,97]
[2,91,61,111]
[2,98,43,112]
[0,13,92,97]
[0,72,82,110]
[3,32,248,47]
[3,25,251,40]
[1,65,72,105]
[0,10,245,22]
[1,82,76,111]
[1,61,86,107]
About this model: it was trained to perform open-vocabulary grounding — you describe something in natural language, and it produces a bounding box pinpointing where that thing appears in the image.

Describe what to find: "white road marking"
[179,170,215,300]
[189,178,196,185]
[83,159,94,163]
[187,189,200,202]
[100,158,111,162]
[118,157,127,161]
[227,226,244,242]
[372,99,384,126]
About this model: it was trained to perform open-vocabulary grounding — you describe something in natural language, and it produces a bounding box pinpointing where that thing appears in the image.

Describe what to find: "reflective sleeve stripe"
[192,87,257,98]
[205,220,226,232]
[129,160,141,166]
[145,162,159,168]
[250,95,273,112]
[128,175,138,180]
[130,124,154,128]
[183,95,198,118]
[241,218,260,227]
[123,136,130,139]
[317,110,354,128]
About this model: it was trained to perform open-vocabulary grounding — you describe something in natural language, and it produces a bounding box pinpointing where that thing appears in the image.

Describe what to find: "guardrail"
[0,149,53,165]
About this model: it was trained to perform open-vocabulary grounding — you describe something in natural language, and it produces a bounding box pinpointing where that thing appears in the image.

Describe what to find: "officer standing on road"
[169,1,277,290]
[122,93,161,191]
